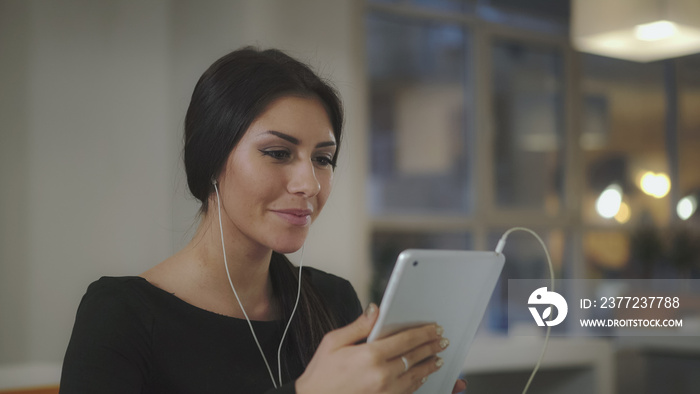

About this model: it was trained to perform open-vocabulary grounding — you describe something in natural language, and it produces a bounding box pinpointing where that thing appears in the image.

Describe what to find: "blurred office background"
[1,0,699,393]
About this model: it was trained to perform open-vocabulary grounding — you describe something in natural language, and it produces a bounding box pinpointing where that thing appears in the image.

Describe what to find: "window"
[491,39,566,214]
[678,54,700,227]
[365,0,700,333]
[367,12,474,215]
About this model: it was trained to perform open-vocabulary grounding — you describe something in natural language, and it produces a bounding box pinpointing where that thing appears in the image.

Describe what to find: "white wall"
[0,0,368,365]
[0,0,32,364]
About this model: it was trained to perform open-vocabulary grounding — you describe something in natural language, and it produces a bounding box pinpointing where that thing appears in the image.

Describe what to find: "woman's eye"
[314,156,335,168]
[260,150,290,160]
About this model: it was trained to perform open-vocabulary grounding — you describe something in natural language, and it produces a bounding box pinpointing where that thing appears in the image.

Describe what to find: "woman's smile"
[270,208,313,226]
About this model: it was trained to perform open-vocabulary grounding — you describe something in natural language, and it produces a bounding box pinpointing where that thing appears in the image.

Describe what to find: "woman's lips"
[272,209,312,226]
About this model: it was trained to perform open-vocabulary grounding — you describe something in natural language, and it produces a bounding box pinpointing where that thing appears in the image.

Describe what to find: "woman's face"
[215,96,337,254]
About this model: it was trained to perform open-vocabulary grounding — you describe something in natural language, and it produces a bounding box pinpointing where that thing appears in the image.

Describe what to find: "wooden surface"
[0,387,59,394]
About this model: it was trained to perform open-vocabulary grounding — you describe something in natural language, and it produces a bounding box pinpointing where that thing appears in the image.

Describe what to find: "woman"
[60,47,466,394]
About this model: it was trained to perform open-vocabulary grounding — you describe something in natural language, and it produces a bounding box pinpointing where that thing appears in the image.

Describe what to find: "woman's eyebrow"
[265,130,336,148]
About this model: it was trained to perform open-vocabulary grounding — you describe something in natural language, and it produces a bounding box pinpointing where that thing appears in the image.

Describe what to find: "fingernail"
[421,376,428,384]
[435,324,444,336]
[365,303,377,318]
[439,338,450,349]
[435,357,444,368]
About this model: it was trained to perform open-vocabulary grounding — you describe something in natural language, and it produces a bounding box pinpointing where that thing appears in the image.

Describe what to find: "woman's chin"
[269,230,309,255]
[272,241,306,255]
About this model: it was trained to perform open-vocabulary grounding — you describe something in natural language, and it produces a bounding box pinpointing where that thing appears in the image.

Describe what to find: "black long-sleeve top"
[59,268,362,394]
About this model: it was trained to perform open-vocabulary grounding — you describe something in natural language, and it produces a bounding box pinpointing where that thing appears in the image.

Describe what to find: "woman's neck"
[143,214,279,321]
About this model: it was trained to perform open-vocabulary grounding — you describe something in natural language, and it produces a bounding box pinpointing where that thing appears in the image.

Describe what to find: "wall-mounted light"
[677,195,697,220]
[615,201,631,224]
[639,171,671,198]
[572,0,700,62]
[596,184,623,219]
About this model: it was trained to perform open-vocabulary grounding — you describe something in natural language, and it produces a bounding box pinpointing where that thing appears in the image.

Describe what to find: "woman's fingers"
[319,303,379,351]
[452,378,468,393]
[370,323,445,360]
[297,313,453,394]
[383,331,451,393]
[389,335,449,375]
[397,355,446,392]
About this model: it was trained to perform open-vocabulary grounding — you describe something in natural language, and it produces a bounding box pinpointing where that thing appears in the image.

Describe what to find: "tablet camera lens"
[413,261,418,266]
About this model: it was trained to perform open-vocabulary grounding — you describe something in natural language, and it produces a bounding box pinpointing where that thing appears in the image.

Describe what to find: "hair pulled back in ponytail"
[182,47,344,371]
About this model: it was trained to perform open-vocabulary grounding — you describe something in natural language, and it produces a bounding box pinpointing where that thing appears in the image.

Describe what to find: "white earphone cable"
[277,245,304,385]
[495,227,554,394]
[214,181,304,389]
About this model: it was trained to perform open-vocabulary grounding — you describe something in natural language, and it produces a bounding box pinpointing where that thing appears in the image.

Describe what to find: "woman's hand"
[296,303,456,394]
[452,378,467,393]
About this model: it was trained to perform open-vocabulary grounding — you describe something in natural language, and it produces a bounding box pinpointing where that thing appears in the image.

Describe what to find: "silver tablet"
[367,249,505,394]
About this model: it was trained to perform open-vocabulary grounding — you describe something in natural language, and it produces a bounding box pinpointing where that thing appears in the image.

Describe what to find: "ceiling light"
[572,0,700,62]
[635,20,678,41]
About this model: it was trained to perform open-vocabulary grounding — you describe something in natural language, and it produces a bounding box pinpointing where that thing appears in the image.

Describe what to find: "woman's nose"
[288,160,321,197]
